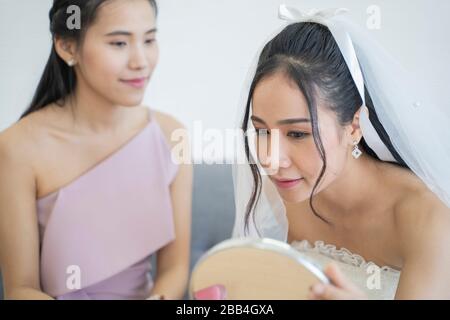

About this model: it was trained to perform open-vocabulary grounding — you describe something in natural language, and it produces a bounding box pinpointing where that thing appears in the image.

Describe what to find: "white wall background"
[1,0,449,161]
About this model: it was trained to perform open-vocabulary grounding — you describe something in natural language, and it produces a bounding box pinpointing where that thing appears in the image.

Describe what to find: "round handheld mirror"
[189,238,329,300]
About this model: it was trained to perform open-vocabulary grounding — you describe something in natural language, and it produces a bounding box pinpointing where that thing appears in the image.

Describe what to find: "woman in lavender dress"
[0,0,192,300]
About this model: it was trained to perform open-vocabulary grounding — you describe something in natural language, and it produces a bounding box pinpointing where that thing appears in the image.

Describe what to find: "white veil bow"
[232,4,450,241]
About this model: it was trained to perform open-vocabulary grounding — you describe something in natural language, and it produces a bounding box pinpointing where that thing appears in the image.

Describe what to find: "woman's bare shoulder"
[0,116,40,192]
[392,171,450,258]
[0,117,32,160]
[150,108,186,147]
[0,107,58,165]
[371,162,450,256]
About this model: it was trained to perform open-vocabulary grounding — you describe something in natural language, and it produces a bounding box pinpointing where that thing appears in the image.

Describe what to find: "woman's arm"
[0,130,54,300]
[149,111,193,300]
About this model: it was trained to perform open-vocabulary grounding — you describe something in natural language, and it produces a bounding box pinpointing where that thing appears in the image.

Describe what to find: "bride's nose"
[260,136,291,171]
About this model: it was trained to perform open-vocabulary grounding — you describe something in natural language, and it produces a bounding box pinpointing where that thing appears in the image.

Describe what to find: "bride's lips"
[272,177,304,189]
[120,77,148,88]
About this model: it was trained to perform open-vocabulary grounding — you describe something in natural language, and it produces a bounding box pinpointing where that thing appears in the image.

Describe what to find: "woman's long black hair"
[20,0,158,120]
[242,22,409,233]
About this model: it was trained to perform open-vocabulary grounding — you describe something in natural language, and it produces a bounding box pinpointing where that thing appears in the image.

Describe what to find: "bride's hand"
[308,263,367,300]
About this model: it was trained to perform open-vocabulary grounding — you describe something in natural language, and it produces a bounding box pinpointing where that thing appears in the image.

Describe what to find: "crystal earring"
[67,59,76,67]
[352,141,362,159]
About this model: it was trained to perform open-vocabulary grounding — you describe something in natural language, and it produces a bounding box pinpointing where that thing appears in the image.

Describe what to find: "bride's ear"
[346,107,364,144]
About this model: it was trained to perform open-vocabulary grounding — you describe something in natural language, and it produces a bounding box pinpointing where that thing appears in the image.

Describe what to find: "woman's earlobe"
[67,59,76,67]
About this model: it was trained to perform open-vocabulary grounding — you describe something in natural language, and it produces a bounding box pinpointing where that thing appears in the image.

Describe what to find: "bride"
[233,5,450,299]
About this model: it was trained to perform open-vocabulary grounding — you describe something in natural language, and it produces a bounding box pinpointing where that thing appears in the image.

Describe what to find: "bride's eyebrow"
[251,115,311,125]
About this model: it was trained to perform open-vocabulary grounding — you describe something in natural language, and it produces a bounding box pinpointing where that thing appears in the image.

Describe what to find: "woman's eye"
[110,41,127,48]
[145,39,155,45]
[287,131,308,139]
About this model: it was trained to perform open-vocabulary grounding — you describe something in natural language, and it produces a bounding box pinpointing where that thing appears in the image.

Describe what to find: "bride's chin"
[277,189,309,204]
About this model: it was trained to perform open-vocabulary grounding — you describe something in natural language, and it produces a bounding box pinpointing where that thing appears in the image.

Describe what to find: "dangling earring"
[67,59,76,67]
[352,141,362,159]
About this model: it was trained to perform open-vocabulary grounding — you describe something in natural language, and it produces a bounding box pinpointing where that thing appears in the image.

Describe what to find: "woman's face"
[251,72,353,203]
[74,0,158,107]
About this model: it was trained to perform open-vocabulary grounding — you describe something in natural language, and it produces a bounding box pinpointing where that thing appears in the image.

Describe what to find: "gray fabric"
[152,164,236,298]
[190,164,235,271]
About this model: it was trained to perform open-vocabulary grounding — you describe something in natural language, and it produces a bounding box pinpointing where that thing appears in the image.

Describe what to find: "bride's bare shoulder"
[388,164,450,259]
[378,161,432,201]
[381,162,448,218]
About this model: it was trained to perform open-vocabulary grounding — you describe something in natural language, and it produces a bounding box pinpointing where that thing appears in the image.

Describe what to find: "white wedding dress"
[291,240,401,300]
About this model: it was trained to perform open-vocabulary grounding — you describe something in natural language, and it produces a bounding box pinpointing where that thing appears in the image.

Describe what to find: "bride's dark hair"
[20,0,158,119]
[242,22,409,233]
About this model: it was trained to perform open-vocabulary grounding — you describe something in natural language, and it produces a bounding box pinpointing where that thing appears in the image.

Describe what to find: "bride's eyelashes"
[255,127,309,140]
[287,131,309,140]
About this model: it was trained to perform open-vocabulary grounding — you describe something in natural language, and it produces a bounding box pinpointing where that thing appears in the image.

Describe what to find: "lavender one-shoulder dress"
[36,112,178,299]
